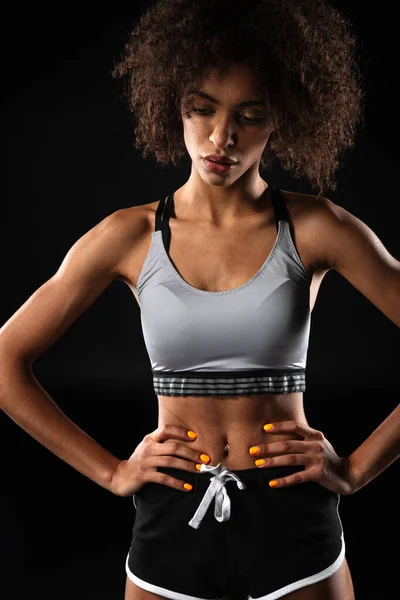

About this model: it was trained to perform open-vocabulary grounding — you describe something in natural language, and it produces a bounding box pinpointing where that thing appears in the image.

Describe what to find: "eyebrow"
[187,90,266,108]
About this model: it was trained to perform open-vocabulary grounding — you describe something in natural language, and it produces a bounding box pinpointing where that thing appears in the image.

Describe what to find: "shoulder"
[90,204,151,261]
[282,189,390,275]
[110,203,152,238]
[118,199,162,228]
[284,190,400,327]
[94,204,151,281]
[280,189,350,272]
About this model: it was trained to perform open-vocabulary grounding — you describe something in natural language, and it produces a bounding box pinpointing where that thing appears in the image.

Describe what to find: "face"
[180,63,277,188]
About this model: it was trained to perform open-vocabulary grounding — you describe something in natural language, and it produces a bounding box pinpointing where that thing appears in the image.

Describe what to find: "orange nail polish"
[200,454,211,463]
[269,480,278,487]
[264,424,274,431]
[187,431,197,439]
[196,464,202,471]
[249,446,260,455]
[255,459,265,467]
[184,483,193,491]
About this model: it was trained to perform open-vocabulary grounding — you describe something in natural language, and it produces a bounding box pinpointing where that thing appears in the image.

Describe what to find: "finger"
[257,440,319,456]
[146,467,195,492]
[146,424,198,444]
[263,420,322,440]
[254,453,313,469]
[266,468,315,489]
[147,453,204,474]
[154,441,211,465]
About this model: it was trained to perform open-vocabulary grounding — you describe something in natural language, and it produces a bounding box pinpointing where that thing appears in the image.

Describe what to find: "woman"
[1,1,399,599]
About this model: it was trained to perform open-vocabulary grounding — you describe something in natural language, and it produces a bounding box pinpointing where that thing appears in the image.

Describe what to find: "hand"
[111,424,211,497]
[248,420,356,495]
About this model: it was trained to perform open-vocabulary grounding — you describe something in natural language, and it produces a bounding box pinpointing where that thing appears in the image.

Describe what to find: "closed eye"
[192,108,264,124]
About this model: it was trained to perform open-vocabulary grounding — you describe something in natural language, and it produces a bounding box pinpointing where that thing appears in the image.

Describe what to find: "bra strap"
[155,191,173,253]
[269,185,290,233]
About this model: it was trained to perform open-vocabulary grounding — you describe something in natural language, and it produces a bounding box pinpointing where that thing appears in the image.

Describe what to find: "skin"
[1,58,397,600]
[179,62,278,224]
[124,63,355,599]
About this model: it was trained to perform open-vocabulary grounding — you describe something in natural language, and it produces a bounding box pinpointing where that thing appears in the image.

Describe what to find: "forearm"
[348,402,400,493]
[0,360,122,494]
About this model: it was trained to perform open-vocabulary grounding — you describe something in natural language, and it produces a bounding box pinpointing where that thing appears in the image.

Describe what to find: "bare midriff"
[157,391,309,470]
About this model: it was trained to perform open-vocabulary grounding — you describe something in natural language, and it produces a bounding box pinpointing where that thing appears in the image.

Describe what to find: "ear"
[270,119,280,135]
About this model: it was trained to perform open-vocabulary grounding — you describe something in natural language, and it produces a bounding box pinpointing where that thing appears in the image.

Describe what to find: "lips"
[203,158,237,174]
[204,155,237,165]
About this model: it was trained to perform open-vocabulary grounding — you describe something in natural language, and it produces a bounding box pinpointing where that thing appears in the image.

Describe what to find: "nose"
[209,116,237,150]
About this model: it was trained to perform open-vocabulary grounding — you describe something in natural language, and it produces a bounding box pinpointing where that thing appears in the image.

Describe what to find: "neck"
[175,171,270,226]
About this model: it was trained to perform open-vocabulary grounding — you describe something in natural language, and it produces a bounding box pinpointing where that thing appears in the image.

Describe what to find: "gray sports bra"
[135,185,312,396]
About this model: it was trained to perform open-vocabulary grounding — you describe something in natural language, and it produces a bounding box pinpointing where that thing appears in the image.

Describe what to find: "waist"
[152,367,306,397]
[157,390,307,470]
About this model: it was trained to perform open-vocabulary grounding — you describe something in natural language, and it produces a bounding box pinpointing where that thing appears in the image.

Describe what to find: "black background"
[1,3,399,599]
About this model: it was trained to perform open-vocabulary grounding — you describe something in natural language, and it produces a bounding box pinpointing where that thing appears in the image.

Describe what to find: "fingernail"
[249,446,260,455]
[264,423,274,431]
[184,483,193,491]
[255,459,265,467]
[269,480,278,487]
[200,454,211,463]
[187,431,197,439]
[196,464,202,471]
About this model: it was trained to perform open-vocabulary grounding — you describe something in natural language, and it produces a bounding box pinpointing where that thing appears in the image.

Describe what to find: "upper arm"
[315,197,400,327]
[0,207,147,366]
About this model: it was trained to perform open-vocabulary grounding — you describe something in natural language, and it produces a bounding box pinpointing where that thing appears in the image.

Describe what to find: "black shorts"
[125,462,346,600]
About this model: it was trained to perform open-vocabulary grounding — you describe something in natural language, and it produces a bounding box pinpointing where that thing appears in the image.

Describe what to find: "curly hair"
[111,0,366,198]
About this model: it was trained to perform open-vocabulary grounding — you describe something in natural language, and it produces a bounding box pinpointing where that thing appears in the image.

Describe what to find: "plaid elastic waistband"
[152,368,306,396]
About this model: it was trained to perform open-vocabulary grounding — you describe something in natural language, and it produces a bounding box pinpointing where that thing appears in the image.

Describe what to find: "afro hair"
[111,0,366,198]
